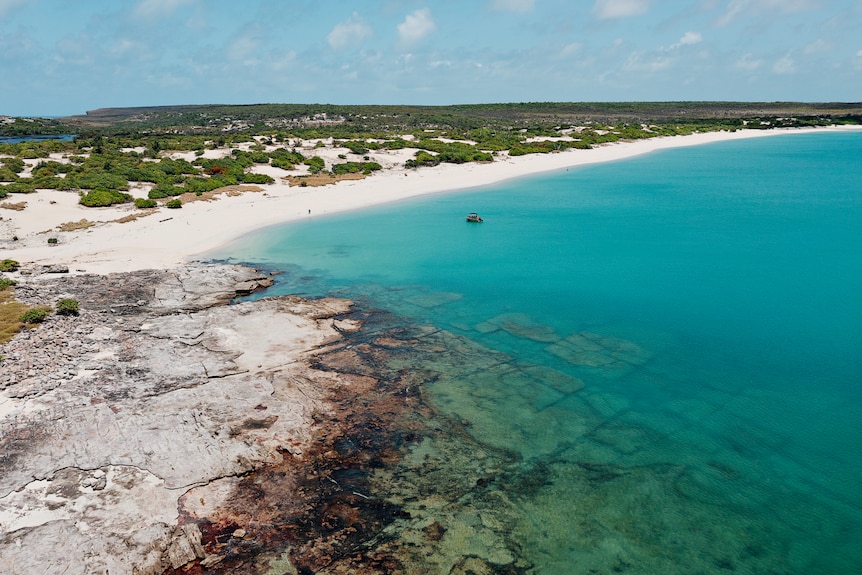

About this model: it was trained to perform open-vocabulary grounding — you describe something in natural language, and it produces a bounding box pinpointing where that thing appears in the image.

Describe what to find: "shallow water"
[213,132,862,574]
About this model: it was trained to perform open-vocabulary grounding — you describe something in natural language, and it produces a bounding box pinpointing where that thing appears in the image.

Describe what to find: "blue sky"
[1,0,860,116]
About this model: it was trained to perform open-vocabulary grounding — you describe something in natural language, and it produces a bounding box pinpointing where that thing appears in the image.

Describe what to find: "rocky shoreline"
[0,264,360,573]
[1,264,531,575]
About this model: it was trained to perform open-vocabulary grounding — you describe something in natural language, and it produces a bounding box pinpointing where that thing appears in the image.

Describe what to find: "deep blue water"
[213,132,862,574]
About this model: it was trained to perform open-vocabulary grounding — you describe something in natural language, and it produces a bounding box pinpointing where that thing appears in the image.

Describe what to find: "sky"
[1,0,860,117]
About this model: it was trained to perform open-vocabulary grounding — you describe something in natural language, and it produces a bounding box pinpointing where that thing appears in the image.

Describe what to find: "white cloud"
[397,53,415,67]
[55,35,95,67]
[736,53,762,70]
[772,53,795,74]
[593,0,649,20]
[397,8,436,46]
[269,51,297,71]
[110,39,152,61]
[624,51,671,72]
[678,31,702,46]
[327,12,372,50]
[132,0,194,19]
[0,0,26,18]
[340,64,358,80]
[561,42,582,56]
[717,0,817,26]
[803,39,831,54]
[491,0,536,11]
[227,34,260,66]
[666,31,702,50]
[855,50,862,70]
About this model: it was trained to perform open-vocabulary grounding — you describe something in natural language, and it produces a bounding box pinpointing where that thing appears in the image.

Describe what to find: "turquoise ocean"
[212,131,862,574]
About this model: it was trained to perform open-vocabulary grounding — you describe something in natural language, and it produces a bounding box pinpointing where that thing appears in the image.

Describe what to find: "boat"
[466,213,483,223]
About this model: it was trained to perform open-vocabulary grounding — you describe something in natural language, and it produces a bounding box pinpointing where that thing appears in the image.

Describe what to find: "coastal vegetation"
[0,276,48,344]
[0,291,28,344]
[19,307,50,324]
[0,259,20,272]
[56,298,79,316]
[134,198,157,209]
[1,102,860,209]
[0,282,76,346]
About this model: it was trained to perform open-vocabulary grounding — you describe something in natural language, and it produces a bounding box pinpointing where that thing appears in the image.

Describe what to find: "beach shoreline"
[3,124,861,574]
[2,125,860,276]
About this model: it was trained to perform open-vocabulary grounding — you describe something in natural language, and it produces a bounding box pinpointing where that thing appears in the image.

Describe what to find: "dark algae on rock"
[164,306,531,574]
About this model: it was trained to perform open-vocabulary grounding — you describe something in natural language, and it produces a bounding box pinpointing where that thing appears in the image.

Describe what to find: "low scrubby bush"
[303,156,325,174]
[405,151,440,168]
[134,198,157,208]
[56,298,79,316]
[331,161,382,175]
[2,182,36,194]
[147,183,184,199]
[1,157,25,173]
[79,188,133,207]
[239,172,274,184]
[0,259,20,272]
[69,172,129,191]
[20,307,50,324]
[166,199,182,209]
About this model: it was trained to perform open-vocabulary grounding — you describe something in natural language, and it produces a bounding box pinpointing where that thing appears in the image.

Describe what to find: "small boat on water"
[466,213,483,223]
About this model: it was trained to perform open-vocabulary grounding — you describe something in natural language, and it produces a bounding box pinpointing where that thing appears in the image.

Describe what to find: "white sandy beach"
[2,126,859,275]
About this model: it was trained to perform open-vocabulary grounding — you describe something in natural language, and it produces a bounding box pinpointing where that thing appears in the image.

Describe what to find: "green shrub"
[134,198,157,208]
[3,182,36,194]
[69,172,129,190]
[303,156,325,174]
[331,161,382,175]
[47,237,58,244]
[249,151,270,164]
[148,183,184,199]
[166,199,182,208]
[0,259,20,272]
[29,175,65,189]
[1,157,25,173]
[20,307,50,324]
[56,298,79,316]
[0,277,16,289]
[79,188,133,207]
[183,175,233,194]
[405,151,440,168]
[344,140,370,155]
[269,148,304,170]
[239,172,274,184]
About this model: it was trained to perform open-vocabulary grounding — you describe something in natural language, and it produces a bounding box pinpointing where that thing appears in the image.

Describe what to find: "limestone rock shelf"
[0,264,353,574]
